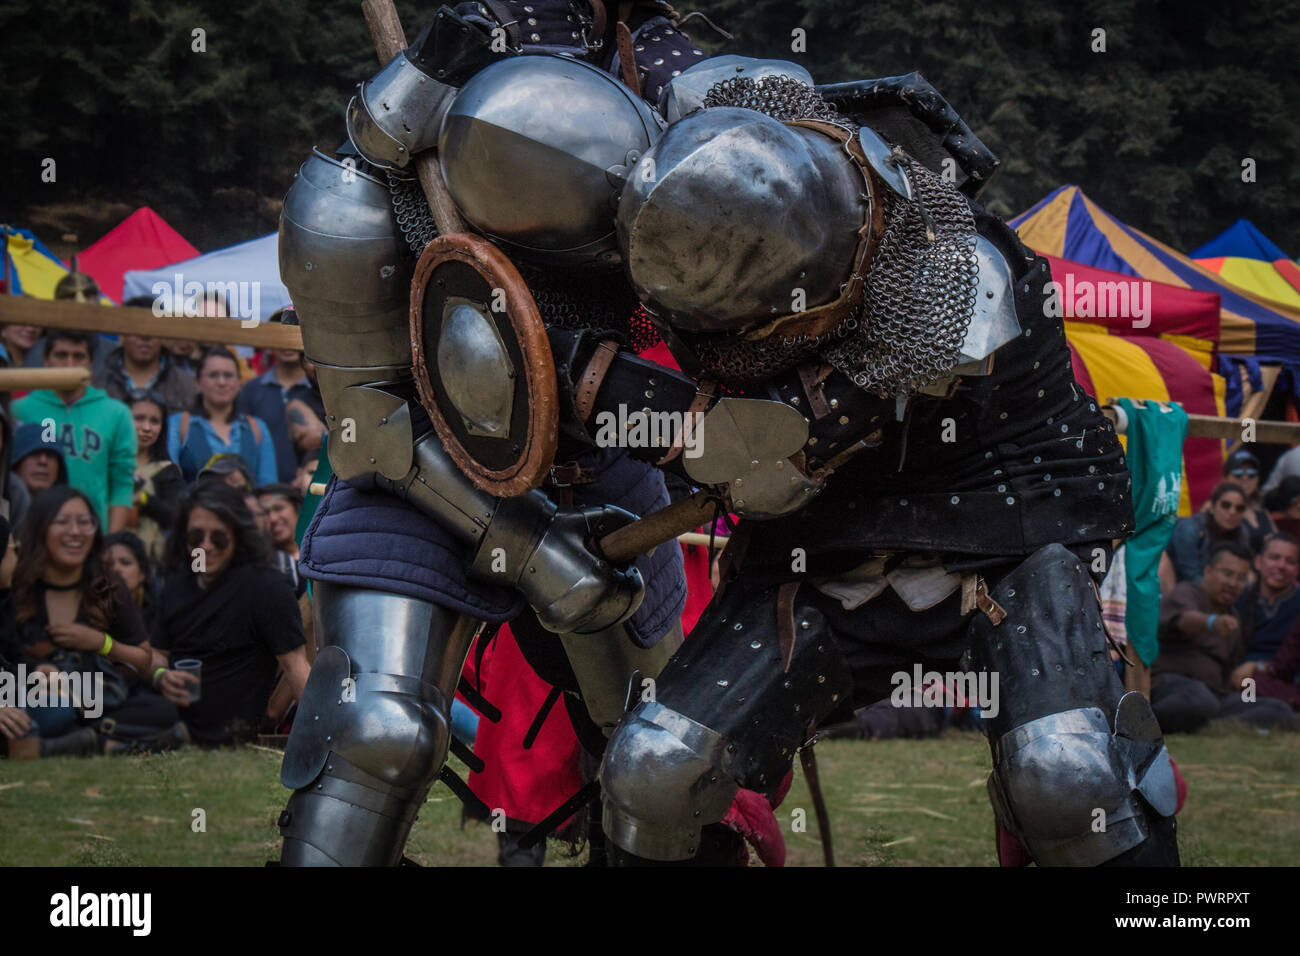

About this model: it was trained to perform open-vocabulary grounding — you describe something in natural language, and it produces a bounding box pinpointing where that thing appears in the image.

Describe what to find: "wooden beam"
[0,368,91,391]
[1102,400,1300,445]
[0,296,303,350]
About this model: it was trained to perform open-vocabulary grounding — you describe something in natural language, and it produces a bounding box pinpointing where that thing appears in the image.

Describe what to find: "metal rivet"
[717,679,729,687]
[951,495,960,504]
[1006,496,1015,504]
[733,622,743,631]
[800,620,810,630]
[750,640,762,649]
[997,484,1007,493]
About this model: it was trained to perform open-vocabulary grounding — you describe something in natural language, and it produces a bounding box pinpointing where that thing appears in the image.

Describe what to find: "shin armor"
[278,583,480,866]
[970,545,1179,866]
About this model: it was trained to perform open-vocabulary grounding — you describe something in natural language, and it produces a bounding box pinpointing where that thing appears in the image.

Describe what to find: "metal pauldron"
[599,700,740,861]
[986,696,1179,867]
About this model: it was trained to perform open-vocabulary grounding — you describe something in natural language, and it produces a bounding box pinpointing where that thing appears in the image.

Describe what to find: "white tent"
[122,232,290,324]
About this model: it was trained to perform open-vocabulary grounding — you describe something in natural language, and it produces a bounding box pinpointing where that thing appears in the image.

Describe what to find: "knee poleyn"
[599,701,739,862]
[988,694,1179,866]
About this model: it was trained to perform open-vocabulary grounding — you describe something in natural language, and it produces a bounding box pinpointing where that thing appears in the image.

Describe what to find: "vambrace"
[970,544,1179,866]
[378,430,645,634]
[278,583,480,866]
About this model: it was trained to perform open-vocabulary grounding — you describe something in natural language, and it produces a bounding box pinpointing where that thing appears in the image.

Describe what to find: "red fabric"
[75,207,199,304]
[460,624,583,825]
[723,789,786,866]
[680,542,715,635]
[1044,253,1221,352]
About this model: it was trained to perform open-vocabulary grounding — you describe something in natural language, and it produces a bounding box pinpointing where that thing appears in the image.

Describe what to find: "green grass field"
[1,724,1296,866]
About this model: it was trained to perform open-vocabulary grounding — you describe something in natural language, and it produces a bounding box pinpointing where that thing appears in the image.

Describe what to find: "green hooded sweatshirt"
[14,386,137,524]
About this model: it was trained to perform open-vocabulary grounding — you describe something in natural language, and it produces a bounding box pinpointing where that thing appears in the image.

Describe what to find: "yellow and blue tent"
[1011,186,1300,416]
[1191,219,1300,312]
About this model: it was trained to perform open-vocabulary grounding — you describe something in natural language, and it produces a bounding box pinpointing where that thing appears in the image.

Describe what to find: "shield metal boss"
[410,233,558,496]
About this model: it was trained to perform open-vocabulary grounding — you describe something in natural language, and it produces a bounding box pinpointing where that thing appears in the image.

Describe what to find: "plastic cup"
[173,659,202,703]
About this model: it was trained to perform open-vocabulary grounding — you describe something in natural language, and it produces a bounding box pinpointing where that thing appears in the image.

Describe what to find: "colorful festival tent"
[1011,187,1300,396]
[1191,219,1300,312]
[122,232,290,323]
[2,225,73,299]
[1048,255,1225,513]
[76,207,199,304]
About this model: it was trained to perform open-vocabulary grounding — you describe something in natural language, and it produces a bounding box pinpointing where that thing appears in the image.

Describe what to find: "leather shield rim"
[410,233,558,496]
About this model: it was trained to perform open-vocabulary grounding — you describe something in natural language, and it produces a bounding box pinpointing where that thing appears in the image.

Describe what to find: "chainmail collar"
[694,75,981,397]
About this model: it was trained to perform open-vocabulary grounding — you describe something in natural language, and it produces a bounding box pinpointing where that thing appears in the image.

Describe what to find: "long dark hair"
[130,392,172,463]
[14,486,119,630]
[166,481,270,575]
[104,530,159,626]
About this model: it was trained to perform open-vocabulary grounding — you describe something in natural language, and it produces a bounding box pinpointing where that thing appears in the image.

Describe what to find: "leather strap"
[574,338,620,423]
[797,362,835,420]
[615,19,640,94]
[744,119,887,343]
[481,0,522,48]
[713,519,752,602]
[655,380,715,466]
[588,0,607,41]
[776,580,801,673]
[974,576,1007,626]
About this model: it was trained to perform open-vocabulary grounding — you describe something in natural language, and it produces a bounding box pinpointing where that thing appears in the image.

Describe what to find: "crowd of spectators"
[1151,449,1300,734]
[0,292,320,756]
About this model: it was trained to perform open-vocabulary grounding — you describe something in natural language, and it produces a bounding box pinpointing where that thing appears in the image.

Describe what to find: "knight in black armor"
[274,0,1179,866]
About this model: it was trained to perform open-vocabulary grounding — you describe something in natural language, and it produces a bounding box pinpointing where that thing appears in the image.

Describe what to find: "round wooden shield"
[410,233,557,496]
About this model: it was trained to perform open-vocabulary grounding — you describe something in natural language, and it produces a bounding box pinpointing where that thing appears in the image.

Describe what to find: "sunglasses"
[1229,468,1259,478]
[186,527,231,551]
[1217,502,1247,513]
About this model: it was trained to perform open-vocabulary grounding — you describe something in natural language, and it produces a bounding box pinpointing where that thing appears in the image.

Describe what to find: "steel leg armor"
[970,544,1180,866]
[600,583,852,861]
[278,582,480,866]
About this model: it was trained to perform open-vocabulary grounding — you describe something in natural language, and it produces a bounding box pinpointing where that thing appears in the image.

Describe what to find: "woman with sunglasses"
[1167,482,1255,585]
[152,482,310,746]
[8,487,184,755]
[1219,450,1274,552]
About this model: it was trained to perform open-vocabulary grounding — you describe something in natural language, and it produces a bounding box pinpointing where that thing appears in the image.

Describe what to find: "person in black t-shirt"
[153,482,310,746]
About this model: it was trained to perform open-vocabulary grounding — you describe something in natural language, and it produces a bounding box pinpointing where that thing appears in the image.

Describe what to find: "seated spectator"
[13,330,137,532]
[128,392,184,567]
[0,323,42,369]
[1220,449,1274,552]
[166,347,276,485]
[258,483,305,595]
[104,531,161,634]
[93,300,198,411]
[1235,532,1300,662]
[243,490,271,539]
[10,422,68,505]
[293,447,320,499]
[10,487,185,755]
[198,454,254,491]
[153,482,310,746]
[1165,482,1253,584]
[1150,542,1293,733]
[1229,618,1300,713]
[0,411,31,528]
[1263,476,1300,539]
[237,337,326,483]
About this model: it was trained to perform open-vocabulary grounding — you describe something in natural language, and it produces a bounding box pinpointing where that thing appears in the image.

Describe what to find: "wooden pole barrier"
[0,297,303,350]
[0,368,91,391]
[1103,399,1300,445]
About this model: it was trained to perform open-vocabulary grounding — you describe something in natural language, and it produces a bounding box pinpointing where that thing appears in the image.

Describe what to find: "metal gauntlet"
[381,431,644,635]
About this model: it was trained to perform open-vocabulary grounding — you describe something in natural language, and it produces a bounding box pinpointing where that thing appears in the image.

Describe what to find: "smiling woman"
[8,486,185,755]
[166,348,276,485]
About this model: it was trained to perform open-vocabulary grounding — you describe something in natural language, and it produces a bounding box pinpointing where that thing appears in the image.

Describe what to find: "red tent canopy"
[1044,253,1221,355]
[75,207,199,304]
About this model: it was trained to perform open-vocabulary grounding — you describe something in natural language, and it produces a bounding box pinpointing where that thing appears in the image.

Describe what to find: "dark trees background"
[2,0,1297,257]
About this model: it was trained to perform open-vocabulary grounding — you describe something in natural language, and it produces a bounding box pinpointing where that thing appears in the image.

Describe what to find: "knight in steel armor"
[275,0,1179,866]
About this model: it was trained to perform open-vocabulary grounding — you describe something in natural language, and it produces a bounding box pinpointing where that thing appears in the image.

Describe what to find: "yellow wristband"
[152,667,167,688]
[99,633,113,656]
